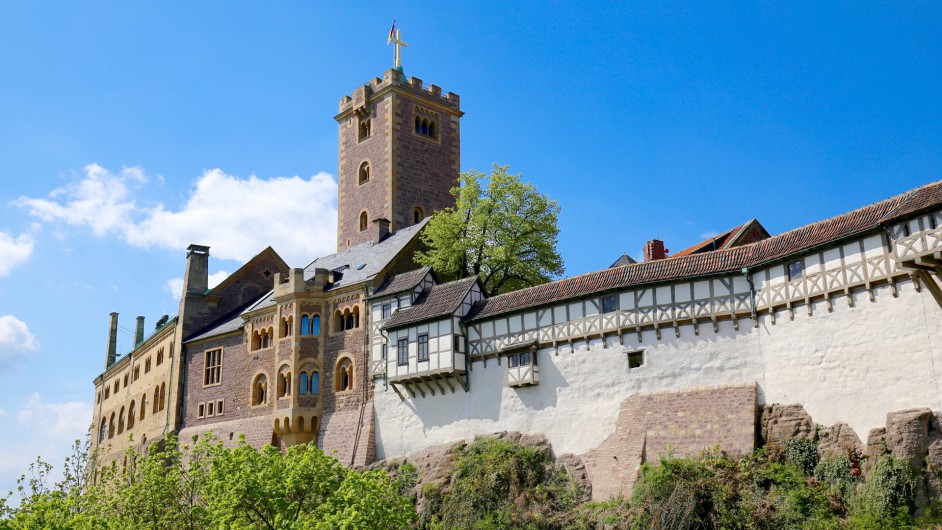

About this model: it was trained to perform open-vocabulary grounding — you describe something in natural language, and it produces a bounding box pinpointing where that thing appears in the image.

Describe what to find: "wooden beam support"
[916,270,942,309]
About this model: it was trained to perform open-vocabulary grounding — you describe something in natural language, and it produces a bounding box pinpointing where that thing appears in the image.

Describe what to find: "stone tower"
[335,68,463,250]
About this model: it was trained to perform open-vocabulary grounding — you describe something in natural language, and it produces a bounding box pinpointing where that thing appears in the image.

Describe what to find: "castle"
[90,64,942,499]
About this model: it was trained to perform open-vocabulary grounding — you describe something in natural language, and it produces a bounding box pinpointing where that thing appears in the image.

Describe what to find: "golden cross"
[386,22,407,70]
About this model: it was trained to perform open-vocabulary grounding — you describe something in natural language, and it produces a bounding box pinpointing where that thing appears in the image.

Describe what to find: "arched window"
[252,374,268,406]
[358,119,371,141]
[105,387,110,400]
[334,310,345,332]
[99,418,107,443]
[300,315,310,336]
[145,358,151,373]
[311,372,320,395]
[140,393,146,421]
[156,348,164,366]
[280,316,292,338]
[252,330,261,350]
[118,407,125,434]
[413,207,424,224]
[344,309,354,330]
[352,306,360,328]
[415,116,421,133]
[108,412,116,439]
[421,119,429,136]
[277,367,291,398]
[311,315,321,335]
[153,387,160,414]
[428,121,437,138]
[158,382,166,412]
[359,211,368,231]
[127,401,135,430]
[358,162,370,185]
[299,372,309,395]
[133,366,139,381]
[335,358,353,392]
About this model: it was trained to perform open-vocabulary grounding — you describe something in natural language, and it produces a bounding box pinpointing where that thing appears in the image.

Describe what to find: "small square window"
[628,350,644,369]
[508,354,519,367]
[519,351,531,365]
[602,295,618,313]
[787,260,804,281]
[197,403,205,419]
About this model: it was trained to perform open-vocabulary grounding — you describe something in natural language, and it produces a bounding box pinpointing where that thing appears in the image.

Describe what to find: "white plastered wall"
[373,278,942,460]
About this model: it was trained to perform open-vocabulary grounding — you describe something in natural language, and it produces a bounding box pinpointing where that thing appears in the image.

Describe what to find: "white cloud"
[0,232,34,277]
[0,315,39,372]
[16,164,142,237]
[699,230,720,240]
[17,165,338,265]
[163,270,230,300]
[15,393,92,442]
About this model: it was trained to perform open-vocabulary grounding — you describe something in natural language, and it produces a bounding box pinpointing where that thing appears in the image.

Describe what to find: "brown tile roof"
[382,276,480,330]
[465,179,942,322]
[368,266,433,299]
[670,223,745,258]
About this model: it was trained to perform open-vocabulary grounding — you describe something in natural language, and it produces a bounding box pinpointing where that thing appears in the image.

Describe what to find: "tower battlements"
[337,68,460,117]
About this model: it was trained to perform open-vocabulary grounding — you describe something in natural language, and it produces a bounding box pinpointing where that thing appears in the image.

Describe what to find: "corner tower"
[335,68,463,250]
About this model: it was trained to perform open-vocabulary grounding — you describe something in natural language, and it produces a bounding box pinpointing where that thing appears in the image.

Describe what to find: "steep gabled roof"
[465,179,942,322]
[368,266,434,300]
[381,276,480,330]
[671,219,770,258]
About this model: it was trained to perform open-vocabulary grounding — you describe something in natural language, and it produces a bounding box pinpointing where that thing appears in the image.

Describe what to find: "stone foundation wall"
[582,383,758,501]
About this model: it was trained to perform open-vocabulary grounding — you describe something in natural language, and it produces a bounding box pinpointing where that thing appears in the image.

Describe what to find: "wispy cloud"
[15,393,92,442]
[163,270,230,300]
[0,315,39,373]
[0,232,34,277]
[17,164,338,265]
[699,230,720,240]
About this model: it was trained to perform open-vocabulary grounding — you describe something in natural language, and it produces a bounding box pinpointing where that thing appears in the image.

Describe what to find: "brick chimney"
[105,312,118,369]
[373,218,391,244]
[643,239,667,262]
[134,316,145,346]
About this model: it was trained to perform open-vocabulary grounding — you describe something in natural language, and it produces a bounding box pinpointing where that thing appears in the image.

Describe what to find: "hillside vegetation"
[2,434,941,529]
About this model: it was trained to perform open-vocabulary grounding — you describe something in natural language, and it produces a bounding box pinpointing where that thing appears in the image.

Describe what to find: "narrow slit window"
[397,338,409,366]
[417,334,429,362]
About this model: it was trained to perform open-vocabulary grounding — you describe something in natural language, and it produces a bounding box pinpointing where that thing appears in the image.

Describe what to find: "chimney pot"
[105,312,119,369]
[134,316,145,347]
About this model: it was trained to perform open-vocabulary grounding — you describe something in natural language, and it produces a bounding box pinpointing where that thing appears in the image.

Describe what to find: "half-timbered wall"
[372,215,942,462]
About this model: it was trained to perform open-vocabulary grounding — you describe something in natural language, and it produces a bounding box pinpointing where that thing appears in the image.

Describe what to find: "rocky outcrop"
[760,403,816,444]
[373,431,588,513]
[817,422,863,459]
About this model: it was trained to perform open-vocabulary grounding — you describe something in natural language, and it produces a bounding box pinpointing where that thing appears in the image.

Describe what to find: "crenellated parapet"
[337,68,460,118]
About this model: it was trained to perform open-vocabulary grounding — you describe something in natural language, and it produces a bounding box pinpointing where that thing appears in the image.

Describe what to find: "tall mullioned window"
[204,349,222,386]
[417,334,429,362]
[397,338,409,366]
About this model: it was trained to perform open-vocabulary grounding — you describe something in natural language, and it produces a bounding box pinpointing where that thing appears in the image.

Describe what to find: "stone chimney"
[105,312,118,369]
[183,244,210,295]
[312,268,330,289]
[373,218,391,244]
[643,239,667,262]
[134,316,145,346]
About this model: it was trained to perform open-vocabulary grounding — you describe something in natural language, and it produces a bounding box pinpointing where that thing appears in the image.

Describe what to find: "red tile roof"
[465,179,942,322]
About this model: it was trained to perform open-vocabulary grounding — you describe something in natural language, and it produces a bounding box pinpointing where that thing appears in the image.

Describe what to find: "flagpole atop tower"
[387,21,407,72]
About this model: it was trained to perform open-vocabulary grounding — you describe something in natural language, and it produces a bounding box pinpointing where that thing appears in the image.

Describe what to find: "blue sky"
[0,2,939,497]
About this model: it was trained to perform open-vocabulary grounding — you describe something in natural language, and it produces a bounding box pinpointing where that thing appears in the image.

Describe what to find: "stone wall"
[581,384,757,501]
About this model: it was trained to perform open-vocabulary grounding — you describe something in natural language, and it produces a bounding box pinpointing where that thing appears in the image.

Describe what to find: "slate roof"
[368,266,433,300]
[184,311,246,344]
[245,219,429,313]
[381,276,480,330]
[465,179,942,322]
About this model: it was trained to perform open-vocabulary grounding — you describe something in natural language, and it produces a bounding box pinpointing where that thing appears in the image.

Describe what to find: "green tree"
[416,164,564,294]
